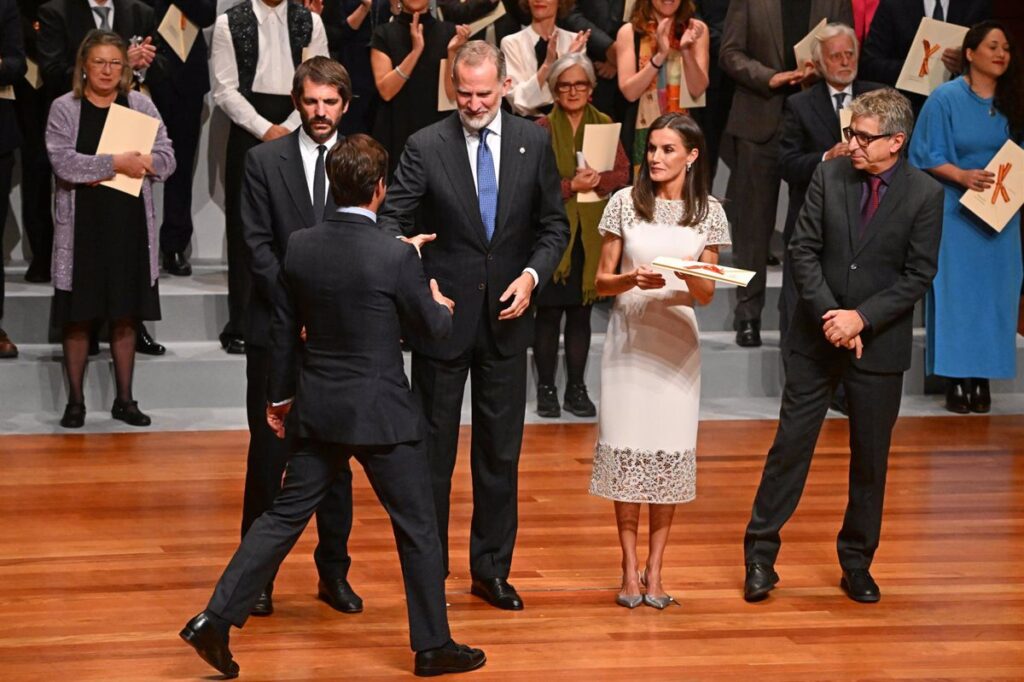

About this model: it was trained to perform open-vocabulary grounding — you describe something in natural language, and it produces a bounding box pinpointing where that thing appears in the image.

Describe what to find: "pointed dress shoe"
[162,250,193,277]
[318,578,363,613]
[945,379,970,414]
[414,639,486,676]
[743,563,779,602]
[970,378,991,414]
[840,568,880,603]
[136,324,165,356]
[220,332,246,355]
[251,587,273,616]
[536,383,560,418]
[470,577,524,610]
[112,399,151,427]
[180,612,239,678]
[564,382,597,417]
[736,320,762,348]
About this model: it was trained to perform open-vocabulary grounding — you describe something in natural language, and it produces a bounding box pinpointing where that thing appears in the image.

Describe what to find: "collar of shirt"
[827,83,854,100]
[253,0,288,25]
[868,157,902,187]
[298,127,337,156]
[337,206,377,222]
[923,0,947,17]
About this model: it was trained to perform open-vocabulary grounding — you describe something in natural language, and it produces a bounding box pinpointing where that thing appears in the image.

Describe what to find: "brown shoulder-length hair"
[963,20,1024,139]
[631,113,710,227]
[631,0,695,35]
[72,29,133,99]
[519,0,574,20]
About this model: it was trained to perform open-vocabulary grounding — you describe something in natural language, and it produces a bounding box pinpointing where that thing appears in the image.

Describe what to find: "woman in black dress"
[369,0,469,176]
[46,30,175,428]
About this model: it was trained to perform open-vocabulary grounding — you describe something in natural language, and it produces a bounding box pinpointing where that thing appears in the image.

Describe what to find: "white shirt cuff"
[269,397,294,407]
[523,268,539,288]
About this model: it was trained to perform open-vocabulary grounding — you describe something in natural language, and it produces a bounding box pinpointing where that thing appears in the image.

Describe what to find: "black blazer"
[778,78,884,239]
[267,213,453,446]
[785,157,943,373]
[378,111,570,360]
[559,0,626,64]
[242,130,340,347]
[37,0,167,100]
[0,0,27,155]
[144,0,215,97]
[861,0,992,87]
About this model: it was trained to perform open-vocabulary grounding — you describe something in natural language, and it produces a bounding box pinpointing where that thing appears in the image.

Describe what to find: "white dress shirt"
[210,0,329,138]
[88,0,114,29]
[922,0,949,19]
[500,25,576,117]
[297,128,337,209]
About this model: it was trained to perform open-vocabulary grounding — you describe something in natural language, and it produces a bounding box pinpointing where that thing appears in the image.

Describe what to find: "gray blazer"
[46,90,175,291]
[720,0,852,144]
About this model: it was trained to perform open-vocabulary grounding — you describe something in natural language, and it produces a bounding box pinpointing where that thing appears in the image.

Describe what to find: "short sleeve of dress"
[598,188,630,237]
[701,198,731,247]
[370,23,391,54]
[909,81,957,170]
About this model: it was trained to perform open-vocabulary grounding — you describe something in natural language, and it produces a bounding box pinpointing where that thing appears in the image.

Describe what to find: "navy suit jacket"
[0,0,28,154]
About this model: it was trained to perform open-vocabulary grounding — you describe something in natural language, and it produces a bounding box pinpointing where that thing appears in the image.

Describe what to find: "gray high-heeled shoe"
[616,570,643,608]
[639,569,679,609]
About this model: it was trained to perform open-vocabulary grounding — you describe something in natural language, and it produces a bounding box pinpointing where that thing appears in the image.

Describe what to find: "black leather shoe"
[136,325,166,356]
[111,399,151,427]
[180,612,239,678]
[564,383,597,417]
[743,563,779,602]
[840,568,880,603]
[945,379,970,414]
[318,578,363,613]
[220,333,246,355]
[414,639,486,676]
[162,250,193,277]
[969,378,991,414]
[470,577,524,610]
[766,253,781,267]
[736,320,762,348]
[251,588,273,616]
[536,384,560,418]
[60,403,86,429]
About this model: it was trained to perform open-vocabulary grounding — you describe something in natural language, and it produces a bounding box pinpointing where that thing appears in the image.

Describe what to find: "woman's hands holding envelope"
[959,167,996,192]
[113,151,151,179]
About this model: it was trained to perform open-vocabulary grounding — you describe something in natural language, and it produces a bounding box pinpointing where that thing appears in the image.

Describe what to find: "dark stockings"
[63,317,137,405]
[533,304,592,386]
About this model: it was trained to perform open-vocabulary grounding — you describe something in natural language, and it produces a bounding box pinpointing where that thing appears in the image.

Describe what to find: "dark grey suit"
[719,0,853,325]
[744,157,942,570]
[239,131,352,586]
[379,111,569,578]
[208,212,453,652]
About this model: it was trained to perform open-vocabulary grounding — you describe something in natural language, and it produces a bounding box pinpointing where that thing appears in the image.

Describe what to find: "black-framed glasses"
[554,81,591,93]
[842,126,892,147]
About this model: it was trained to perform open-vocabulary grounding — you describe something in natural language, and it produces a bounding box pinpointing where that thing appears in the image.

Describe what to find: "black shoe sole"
[536,407,561,418]
[179,627,240,678]
[563,404,596,418]
[318,591,363,614]
[840,579,880,603]
[250,603,273,617]
[743,582,775,602]
[469,584,524,610]
[112,413,151,427]
[945,402,971,414]
[414,654,487,677]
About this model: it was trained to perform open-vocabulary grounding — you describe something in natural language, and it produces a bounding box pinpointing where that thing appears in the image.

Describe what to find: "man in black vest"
[208,0,328,355]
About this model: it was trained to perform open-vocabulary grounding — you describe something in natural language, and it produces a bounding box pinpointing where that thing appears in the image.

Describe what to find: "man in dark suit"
[147,0,216,277]
[860,0,992,111]
[559,0,626,123]
[238,56,359,618]
[742,88,942,604]
[778,21,883,344]
[719,0,853,348]
[0,0,27,359]
[379,41,569,611]
[181,134,486,679]
[692,0,734,184]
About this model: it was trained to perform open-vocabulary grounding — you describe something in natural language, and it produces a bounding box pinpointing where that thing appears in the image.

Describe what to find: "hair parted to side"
[631,0,695,35]
[811,22,858,68]
[327,134,389,207]
[73,29,133,99]
[848,88,915,142]
[546,53,597,93]
[631,112,710,227]
[962,20,1024,138]
[452,41,506,83]
[291,56,353,104]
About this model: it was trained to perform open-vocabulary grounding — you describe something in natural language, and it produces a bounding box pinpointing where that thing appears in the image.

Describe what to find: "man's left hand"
[498,272,535,320]
[400,232,436,256]
[822,309,865,346]
[266,402,292,439]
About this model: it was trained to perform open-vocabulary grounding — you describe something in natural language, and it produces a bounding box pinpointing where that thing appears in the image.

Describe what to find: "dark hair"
[327,134,388,207]
[631,0,695,35]
[963,21,1024,139]
[73,30,133,98]
[291,56,353,105]
[631,113,709,226]
[518,0,574,19]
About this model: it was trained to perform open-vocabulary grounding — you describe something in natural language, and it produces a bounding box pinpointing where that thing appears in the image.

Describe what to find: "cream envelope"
[439,2,506,35]
[438,59,456,112]
[96,103,161,197]
[794,18,828,70]
[676,54,706,110]
[25,58,43,90]
[839,106,852,138]
[622,0,636,22]
[652,256,755,287]
[577,122,621,203]
[895,17,968,96]
[958,139,1024,233]
[158,4,200,62]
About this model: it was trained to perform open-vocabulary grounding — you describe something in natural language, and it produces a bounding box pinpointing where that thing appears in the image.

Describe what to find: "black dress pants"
[150,82,204,255]
[209,438,451,652]
[411,307,528,579]
[243,344,353,582]
[744,348,904,570]
[12,83,53,275]
[0,151,13,320]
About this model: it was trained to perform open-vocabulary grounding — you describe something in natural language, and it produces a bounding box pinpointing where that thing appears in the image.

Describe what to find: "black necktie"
[932,0,944,21]
[313,145,326,220]
[833,92,847,115]
[534,36,549,68]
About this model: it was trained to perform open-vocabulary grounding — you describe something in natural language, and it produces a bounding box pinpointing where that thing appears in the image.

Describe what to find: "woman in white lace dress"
[591,113,730,609]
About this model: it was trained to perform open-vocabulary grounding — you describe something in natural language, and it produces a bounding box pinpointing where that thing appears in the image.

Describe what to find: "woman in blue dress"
[909,21,1023,414]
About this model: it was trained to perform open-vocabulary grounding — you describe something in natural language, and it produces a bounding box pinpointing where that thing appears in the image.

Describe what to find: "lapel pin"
[519,147,525,154]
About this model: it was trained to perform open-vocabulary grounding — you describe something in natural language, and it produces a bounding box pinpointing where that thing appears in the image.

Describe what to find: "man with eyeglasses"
[742,88,942,605]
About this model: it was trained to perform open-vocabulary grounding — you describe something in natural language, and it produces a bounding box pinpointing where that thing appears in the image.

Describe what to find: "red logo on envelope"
[919,40,941,77]
[991,163,1011,205]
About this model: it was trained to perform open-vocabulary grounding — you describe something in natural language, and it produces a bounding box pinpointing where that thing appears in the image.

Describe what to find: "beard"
[830,66,858,87]
[303,116,337,143]
[458,106,499,133]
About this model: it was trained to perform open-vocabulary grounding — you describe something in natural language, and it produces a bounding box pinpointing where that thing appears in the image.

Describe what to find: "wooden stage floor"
[1,417,1022,680]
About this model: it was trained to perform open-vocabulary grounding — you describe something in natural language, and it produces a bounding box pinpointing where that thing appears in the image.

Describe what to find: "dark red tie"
[860,175,883,236]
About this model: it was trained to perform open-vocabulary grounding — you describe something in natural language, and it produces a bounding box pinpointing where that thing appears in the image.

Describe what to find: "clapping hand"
[569,29,590,54]
[654,17,673,58]
[304,0,324,14]
[127,36,156,70]
[678,20,703,50]
[409,11,425,54]
[448,24,471,54]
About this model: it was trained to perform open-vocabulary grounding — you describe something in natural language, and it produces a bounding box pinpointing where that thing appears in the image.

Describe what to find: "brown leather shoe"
[0,329,18,359]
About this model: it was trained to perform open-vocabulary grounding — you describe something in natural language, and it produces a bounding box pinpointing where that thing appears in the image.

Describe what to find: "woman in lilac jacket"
[46,30,175,429]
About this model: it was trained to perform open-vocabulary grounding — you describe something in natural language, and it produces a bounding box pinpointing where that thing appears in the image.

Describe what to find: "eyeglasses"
[554,81,591,93]
[88,58,125,71]
[842,126,892,147]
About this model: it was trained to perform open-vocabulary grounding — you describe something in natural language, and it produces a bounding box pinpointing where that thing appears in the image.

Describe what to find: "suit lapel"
[279,132,316,227]
[494,111,522,243]
[844,165,862,253]
[437,114,489,248]
[764,0,785,67]
[854,162,909,257]
[72,0,96,40]
[810,82,841,144]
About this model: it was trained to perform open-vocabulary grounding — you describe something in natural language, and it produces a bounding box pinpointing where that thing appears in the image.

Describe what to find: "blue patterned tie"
[477,128,498,242]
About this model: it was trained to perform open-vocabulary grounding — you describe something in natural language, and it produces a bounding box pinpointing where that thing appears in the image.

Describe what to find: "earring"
[686,162,693,173]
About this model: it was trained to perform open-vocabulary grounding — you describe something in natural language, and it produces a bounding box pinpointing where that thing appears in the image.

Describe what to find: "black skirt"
[536,236,588,308]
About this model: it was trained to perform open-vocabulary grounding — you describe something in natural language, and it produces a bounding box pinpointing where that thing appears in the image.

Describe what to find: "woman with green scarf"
[534,53,629,419]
